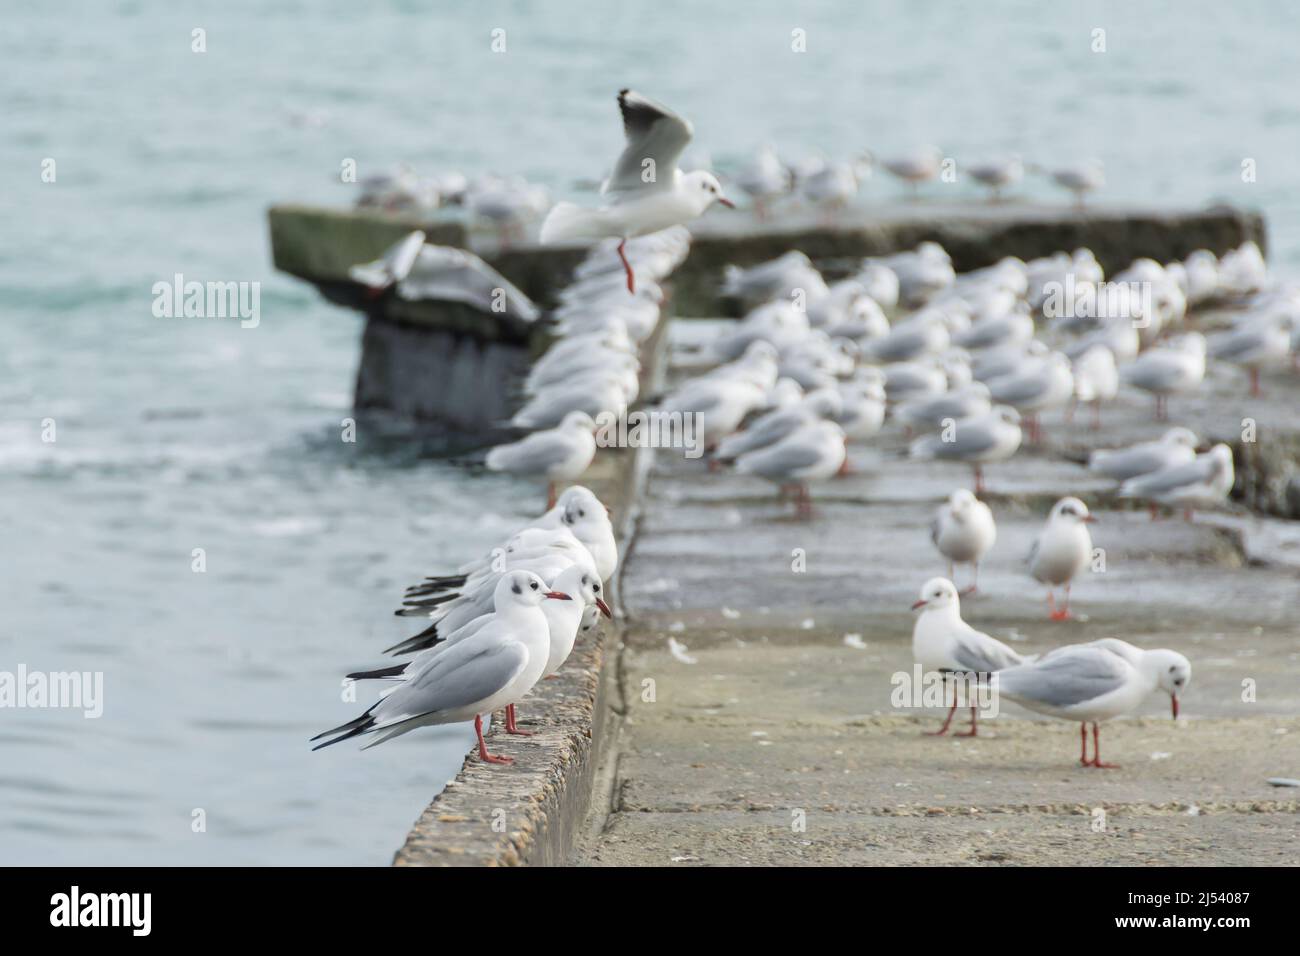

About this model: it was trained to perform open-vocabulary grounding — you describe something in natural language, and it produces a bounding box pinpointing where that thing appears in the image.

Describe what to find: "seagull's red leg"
[1250,367,1261,398]
[546,482,557,510]
[1183,507,1194,522]
[926,681,958,736]
[1092,399,1102,431]
[956,705,978,736]
[973,464,985,494]
[1079,722,1089,765]
[504,703,533,736]
[617,238,634,293]
[1087,722,1120,768]
[476,714,513,764]
[1050,584,1073,621]
[960,563,979,596]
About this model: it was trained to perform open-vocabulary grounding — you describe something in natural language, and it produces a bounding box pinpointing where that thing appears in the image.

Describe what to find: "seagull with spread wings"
[540,89,733,293]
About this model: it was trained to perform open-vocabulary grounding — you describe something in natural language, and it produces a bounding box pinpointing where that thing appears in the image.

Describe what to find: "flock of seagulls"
[732,146,1104,211]
[324,91,1294,770]
[314,486,617,761]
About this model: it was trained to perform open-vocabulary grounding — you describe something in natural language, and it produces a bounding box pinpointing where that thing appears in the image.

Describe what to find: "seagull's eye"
[593,583,601,593]
[579,509,586,518]
[530,581,538,590]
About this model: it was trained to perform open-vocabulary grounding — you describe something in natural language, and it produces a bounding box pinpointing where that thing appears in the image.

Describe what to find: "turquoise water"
[4,2,1299,864]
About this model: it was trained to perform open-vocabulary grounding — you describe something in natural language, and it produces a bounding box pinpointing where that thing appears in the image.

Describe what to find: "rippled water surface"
[3,1,1299,864]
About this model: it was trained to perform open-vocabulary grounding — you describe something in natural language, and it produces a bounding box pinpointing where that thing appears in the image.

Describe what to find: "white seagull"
[909,405,1023,493]
[930,490,997,593]
[910,577,1026,736]
[540,90,733,293]
[995,638,1190,768]
[1027,497,1096,621]
[1088,427,1198,483]
[486,411,598,508]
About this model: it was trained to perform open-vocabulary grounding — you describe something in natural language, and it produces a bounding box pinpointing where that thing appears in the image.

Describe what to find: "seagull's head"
[1163,427,1198,449]
[947,488,979,516]
[1147,650,1192,718]
[911,577,960,612]
[501,570,570,608]
[684,170,735,211]
[1050,496,1096,524]
[562,488,612,538]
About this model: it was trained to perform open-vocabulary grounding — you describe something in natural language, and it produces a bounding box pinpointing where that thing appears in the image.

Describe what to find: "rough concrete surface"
[575,320,1300,867]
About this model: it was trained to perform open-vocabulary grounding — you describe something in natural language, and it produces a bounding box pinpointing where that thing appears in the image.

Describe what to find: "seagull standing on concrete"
[930,490,997,593]
[1121,332,1207,421]
[540,90,734,293]
[910,578,1025,736]
[486,411,598,508]
[734,420,846,518]
[909,405,1023,493]
[995,638,1190,768]
[1028,497,1096,621]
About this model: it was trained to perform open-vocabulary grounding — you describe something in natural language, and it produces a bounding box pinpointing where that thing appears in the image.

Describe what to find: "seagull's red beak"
[545,591,572,601]
[1171,695,1179,719]
[717,196,736,209]
[1083,515,1098,524]
[596,598,613,619]
[911,599,928,610]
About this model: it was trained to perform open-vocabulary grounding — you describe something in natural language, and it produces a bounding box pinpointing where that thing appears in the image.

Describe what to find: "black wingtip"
[345,663,409,681]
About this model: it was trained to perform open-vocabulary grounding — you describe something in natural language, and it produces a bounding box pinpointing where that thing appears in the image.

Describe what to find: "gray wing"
[1122,353,1182,390]
[936,419,998,460]
[1209,327,1263,360]
[737,432,826,478]
[997,645,1129,708]
[372,639,528,728]
[989,372,1048,405]
[951,628,1023,673]
[603,90,693,196]
[1120,456,1213,497]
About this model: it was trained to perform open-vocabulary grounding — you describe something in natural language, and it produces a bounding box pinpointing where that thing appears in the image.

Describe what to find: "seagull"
[995,638,1190,768]
[735,145,792,218]
[539,90,733,293]
[909,405,1023,493]
[348,230,426,293]
[1118,443,1235,521]
[485,411,598,508]
[1208,313,1293,397]
[1069,344,1119,430]
[734,420,846,518]
[1049,159,1104,209]
[1120,333,1206,421]
[713,388,840,463]
[1088,427,1198,483]
[312,571,570,765]
[967,156,1024,202]
[882,146,943,199]
[1027,497,1096,621]
[930,490,997,593]
[986,352,1074,444]
[910,577,1025,736]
